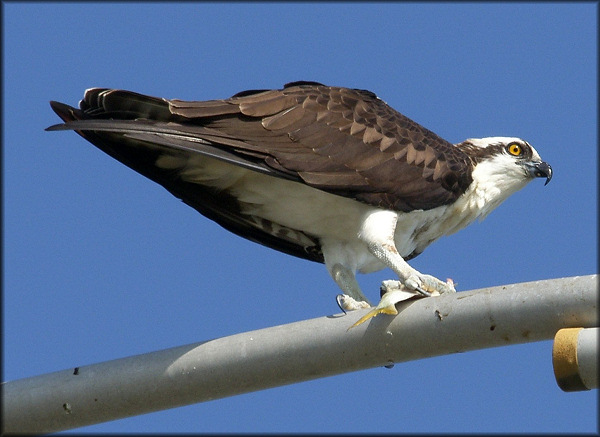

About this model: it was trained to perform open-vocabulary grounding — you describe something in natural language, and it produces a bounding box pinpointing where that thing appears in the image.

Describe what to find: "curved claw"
[415,286,432,297]
[335,294,347,315]
[404,276,435,296]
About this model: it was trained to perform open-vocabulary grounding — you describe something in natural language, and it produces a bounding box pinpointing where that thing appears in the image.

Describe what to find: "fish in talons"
[348,278,454,329]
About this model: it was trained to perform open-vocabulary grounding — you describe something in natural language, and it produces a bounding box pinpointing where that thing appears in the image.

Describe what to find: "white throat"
[465,152,533,220]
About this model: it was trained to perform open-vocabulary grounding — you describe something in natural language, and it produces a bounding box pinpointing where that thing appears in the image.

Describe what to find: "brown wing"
[167,81,474,211]
[47,82,473,263]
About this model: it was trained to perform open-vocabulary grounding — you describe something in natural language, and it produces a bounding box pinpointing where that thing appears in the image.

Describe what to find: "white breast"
[157,152,531,275]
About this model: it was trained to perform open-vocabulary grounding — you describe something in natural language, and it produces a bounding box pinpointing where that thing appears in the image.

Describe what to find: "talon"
[404,277,420,291]
[415,286,432,297]
[335,294,347,315]
[404,276,434,297]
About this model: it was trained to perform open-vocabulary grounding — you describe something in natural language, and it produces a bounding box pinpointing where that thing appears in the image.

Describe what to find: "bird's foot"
[379,279,428,296]
[348,277,455,330]
[336,294,371,313]
[403,274,456,296]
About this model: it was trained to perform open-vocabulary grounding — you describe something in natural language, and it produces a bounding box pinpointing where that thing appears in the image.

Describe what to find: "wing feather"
[49,83,474,215]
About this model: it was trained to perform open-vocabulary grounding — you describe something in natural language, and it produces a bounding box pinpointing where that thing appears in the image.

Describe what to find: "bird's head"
[456,137,552,218]
[462,136,552,185]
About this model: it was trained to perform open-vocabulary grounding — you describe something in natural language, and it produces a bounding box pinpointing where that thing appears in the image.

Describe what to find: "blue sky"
[3,2,597,433]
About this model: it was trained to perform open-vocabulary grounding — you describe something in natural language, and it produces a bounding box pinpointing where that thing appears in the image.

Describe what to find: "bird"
[47,81,552,313]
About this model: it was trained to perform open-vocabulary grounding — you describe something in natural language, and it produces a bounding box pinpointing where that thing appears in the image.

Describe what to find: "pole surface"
[2,275,597,434]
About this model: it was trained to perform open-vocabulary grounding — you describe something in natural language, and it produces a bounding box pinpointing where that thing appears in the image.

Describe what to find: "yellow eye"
[507,143,522,156]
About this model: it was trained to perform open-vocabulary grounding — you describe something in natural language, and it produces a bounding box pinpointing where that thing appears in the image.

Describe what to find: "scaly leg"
[359,210,456,296]
[329,263,372,311]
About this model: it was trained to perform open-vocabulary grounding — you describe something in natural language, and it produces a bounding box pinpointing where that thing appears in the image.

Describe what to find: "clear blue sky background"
[3,2,597,433]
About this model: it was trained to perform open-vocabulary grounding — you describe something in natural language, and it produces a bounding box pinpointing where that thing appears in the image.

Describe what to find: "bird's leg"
[359,210,456,296]
[366,242,455,295]
[330,263,372,311]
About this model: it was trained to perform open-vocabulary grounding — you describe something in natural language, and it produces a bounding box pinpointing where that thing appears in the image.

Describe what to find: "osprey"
[47,81,552,313]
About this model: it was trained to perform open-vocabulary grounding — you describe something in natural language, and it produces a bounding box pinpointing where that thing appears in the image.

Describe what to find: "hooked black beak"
[532,161,553,186]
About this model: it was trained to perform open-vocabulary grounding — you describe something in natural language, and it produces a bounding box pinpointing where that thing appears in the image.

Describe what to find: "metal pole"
[2,275,597,434]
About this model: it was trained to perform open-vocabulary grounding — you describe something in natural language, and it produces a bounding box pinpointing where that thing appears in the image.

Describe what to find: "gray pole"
[2,275,597,434]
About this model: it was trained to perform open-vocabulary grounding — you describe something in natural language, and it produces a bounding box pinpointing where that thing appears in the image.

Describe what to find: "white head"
[459,137,552,219]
